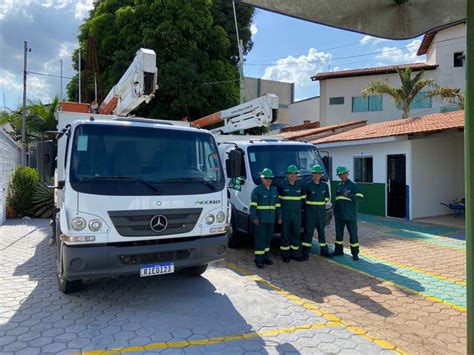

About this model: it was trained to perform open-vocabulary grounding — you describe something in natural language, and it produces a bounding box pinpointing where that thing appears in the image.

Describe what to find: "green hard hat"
[336,166,350,175]
[311,165,323,174]
[260,168,274,178]
[287,164,300,174]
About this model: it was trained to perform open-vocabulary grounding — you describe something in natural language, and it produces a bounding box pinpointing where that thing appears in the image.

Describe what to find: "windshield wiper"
[81,176,160,193]
[157,177,218,190]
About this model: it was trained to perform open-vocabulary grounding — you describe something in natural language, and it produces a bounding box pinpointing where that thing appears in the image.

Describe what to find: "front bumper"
[62,234,227,281]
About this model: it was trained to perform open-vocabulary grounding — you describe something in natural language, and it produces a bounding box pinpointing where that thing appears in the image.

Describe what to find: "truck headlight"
[205,214,215,225]
[216,211,226,223]
[89,219,102,232]
[71,217,86,231]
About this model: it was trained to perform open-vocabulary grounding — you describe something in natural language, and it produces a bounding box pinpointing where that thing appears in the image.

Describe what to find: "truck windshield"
[247,144,327,185]
[69,123,224,196]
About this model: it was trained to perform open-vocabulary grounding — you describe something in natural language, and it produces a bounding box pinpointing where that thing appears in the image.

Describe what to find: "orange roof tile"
[311,63,438,81]
[312,110,464,145]
[279,120,367,140]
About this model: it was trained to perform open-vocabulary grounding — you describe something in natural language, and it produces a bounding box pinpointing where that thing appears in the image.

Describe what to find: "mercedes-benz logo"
[149,215,168,233]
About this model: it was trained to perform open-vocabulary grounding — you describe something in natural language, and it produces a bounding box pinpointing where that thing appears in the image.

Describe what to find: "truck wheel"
[58,274,82,294]
[184,264,208,276]
[57,241,82,294]
[227,212,241,249]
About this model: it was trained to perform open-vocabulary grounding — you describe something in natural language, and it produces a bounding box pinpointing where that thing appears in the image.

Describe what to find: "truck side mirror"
[228,149,243,179]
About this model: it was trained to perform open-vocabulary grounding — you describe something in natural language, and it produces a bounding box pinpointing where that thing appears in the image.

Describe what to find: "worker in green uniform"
[332,166,364,260]
[249,168,282,269]
[303,164,332,260]
[278,165,306,263]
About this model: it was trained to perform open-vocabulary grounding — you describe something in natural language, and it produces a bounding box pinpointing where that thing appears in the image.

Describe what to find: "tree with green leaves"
[0,96,60,143]
[362,67,463,119]
[67,0,254,121]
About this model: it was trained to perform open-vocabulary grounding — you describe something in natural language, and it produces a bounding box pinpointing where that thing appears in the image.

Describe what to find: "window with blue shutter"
[411,92,432,109]
[352,95,383,112]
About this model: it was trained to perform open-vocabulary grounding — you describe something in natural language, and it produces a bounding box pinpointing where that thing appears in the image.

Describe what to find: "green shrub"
[7,166,40,217]
[32,180,55,218]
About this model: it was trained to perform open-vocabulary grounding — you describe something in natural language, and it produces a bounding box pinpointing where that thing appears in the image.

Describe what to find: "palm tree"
[0,96,60,142]
[362,67,463,119]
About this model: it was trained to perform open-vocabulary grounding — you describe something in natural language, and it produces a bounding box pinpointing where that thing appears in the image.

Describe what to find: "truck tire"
[57,240,83,294]
[183,264,208,276]
[227,217,240,249]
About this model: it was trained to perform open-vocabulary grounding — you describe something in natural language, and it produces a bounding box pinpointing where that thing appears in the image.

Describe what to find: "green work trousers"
[304,209,328,255]
[281,218,302,258]
[334,218,359,256]
[255,223,274,263]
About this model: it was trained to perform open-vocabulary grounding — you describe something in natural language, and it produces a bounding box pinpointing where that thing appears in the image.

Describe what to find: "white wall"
[318,138,413,218]
[426,23,466,90]
[288,97,320,127]
[0,130,21,224]
[410,132,464,219]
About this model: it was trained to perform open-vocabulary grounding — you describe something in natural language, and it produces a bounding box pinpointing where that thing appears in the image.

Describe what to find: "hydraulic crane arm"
[99,48,158,116]
[191,94,279,134]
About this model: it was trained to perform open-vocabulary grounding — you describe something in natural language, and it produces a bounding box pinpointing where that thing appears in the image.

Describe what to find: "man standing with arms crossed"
[303,165,332,260]
[332,166,364,260]
[278,165,306,263]
[250,168,282,269]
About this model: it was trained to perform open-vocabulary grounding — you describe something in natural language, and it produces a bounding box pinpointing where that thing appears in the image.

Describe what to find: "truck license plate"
[140,263,174,277]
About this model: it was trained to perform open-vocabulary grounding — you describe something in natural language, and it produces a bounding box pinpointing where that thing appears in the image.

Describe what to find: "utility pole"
[60,59,63,100]
[232,0,245,104]
[21,41,31,166]
[78,49,81,103]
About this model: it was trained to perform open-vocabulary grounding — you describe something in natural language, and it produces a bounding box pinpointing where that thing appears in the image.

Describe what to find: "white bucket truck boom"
[191,96,333,248]
[53,49,228,293]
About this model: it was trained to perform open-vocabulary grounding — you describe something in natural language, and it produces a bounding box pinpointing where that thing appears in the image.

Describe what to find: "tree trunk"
[402,105,410,119]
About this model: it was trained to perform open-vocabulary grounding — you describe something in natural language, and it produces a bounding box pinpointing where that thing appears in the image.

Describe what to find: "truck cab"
[216,136,332,247]
[54,112,228,293]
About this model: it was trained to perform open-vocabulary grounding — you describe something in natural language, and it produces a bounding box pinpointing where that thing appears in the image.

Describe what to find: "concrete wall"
[0,130,21,224]
[288,96,320,127]
[410,132,464,219]
[244,77,294,124]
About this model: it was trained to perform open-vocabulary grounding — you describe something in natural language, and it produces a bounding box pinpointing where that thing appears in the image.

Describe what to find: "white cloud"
[250,23,258,36]
[75,0,94,20]
[376,39,424,63]
[360,35,388,46]
[262,48,332,88]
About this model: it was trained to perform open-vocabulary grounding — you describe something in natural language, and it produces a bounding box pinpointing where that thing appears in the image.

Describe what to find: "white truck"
[191,96,333,248]
[53,49,228,293]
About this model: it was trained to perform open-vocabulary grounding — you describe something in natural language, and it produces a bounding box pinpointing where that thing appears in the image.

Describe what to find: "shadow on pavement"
[1,224,268,354]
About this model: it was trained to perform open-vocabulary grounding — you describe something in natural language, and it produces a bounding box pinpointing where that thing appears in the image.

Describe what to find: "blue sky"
[244,9,425,101]
[0,2,425,110]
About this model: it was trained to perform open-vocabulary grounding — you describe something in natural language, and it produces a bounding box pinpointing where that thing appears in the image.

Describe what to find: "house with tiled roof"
[310,22,465,128]
[313,110,465,220]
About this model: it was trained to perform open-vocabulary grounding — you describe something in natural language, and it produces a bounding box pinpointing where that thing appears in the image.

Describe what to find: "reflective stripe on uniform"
[325,198,330,202]
[335,240,344,245]
[280,246,290,251]
[275,203,281,207]
[350,243,360,247]
[256,206,276,210]
[254,250,265,255]
[306,201,326,206]
[335,196,352,201]
[301,195,307,199]
[265,248,270,252]
[279,196,305,201]
[355,193,364,198]
[290,245,299,250]
[319,243,327,247]
[302,242,312,247]
[250,202,258,206]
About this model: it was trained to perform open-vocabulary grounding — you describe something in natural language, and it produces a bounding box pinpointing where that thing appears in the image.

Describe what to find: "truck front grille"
[108,208,202,237]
